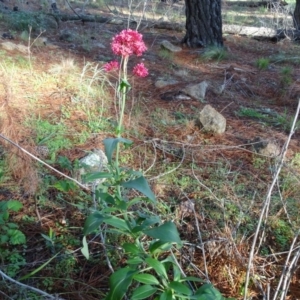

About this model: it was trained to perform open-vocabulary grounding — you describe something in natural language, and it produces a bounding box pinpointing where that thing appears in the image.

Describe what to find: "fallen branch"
[0,133,90,191]
[0,269,65,300]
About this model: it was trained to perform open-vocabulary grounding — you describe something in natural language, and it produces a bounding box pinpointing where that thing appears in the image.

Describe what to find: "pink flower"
[133,63,148,77]
[104,61,120,72]
[111,29,147,57]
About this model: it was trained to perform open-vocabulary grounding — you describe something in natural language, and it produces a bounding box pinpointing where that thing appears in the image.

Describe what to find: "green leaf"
[133,274,160,285]
[0,201,8,212]
[132,215,161,233]
[145,258,168,279]
[169,281,192,296]
[106,267,136,300]
[96,191,116,205]
[149,241,172,254]
[127,257,145,265]
[131,285,158,300]
[119,78,131,92]
[6,200,23,212]
[20,252,60,280]
[41,233,53,243]
[193,295,215,300]
[103,137,132,164]
[122,243,141,255]
[195,284,223,300]
[7,229,26,245]
[159,290,173,300]
[104,216,130,233]
[180,276,204,283]
[53,180,77,192]
[173,263,181,282]
[82,172,113,183]
[121,176,156,203]
[138,214,161,228]
[0,235,9,244]
[143,222,182,245]
[83,212,104,235]
[2,211,9,221]
[81,236,89,260]
[6,222,18,229]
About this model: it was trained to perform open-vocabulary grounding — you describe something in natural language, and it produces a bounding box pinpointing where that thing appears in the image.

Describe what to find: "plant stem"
[115,56,129,198]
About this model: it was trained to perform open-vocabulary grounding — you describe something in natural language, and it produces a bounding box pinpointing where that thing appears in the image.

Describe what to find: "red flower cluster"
[111,29,147,57]
[104,29,149,78]
[104,60,120,72]
[133,63,148,77]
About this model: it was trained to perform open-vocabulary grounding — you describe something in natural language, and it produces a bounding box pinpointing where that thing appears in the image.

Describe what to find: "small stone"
[33,37,47,47]
[77,149,108,187]
[252,137,281,157]
[108,19,123,25]
[94,43,106,49]
[178,200,195,218]
[36,146,49,158]
[182,81,208,102]
[160,40,182,53]
[155,79,179,88]
[198,105,226,134]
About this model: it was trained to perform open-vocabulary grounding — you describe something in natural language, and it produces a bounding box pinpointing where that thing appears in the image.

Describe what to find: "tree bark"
[294,0,300,30]
[182,0,223,48]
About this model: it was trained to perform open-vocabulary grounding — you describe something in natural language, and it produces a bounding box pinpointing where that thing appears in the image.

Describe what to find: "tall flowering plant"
[83,29,207,300]
[101,29,150,207]
[104,29,148,137]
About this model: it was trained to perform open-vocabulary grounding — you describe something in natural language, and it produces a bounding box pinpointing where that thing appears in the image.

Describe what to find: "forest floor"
[0,0,300,299]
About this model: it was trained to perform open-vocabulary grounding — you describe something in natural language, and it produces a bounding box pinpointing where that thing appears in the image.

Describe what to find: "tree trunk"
[294,0,300,30]
[182,0,223,48]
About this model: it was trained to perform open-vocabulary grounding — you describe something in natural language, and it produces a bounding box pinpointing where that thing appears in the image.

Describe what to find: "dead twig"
[0,133,90,191]
[0,269,65,300]
[243,99,300,300]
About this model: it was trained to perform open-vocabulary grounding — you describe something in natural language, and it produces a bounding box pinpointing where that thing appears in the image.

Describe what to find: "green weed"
[25,117,73,159]
[280,66,293,87]
[0,200,26,246]
[202,46,228,61]
[255,58,270,70]
[269,218,293,250]
[236,107,300,132]
[4,11,54,32]
[158,48,174,61]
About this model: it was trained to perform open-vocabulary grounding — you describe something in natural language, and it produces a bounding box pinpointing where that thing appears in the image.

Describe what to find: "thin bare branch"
[0,269,65,300]
[243,99,300,300]
[0,133,90,191]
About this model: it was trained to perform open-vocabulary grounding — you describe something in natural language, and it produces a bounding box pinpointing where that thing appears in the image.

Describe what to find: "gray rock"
[173,69,189,78]
[95,43,106,49]
[77,149,108,187]
[32,37,48,47]
[155,79,179,88]
[182,81,208,102]
[252,137,281,157]
[198,105,226,134]
[160,91,191,101]
[108,19,123,25]
[160,40,182,53]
